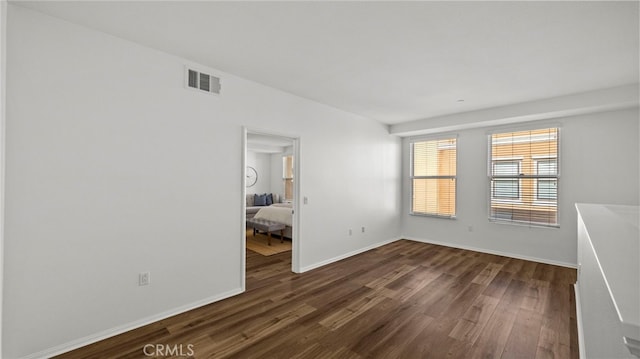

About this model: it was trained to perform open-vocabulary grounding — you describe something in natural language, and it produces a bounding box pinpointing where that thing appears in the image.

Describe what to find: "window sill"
[489,218,560,229]
[410,212,457,220]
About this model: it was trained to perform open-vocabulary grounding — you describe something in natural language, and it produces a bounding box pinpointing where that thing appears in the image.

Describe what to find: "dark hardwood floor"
[56,240,578,359]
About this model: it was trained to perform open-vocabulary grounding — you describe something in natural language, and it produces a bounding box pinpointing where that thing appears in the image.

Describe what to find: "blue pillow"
[254,193,267,206]
[266,193,273,206]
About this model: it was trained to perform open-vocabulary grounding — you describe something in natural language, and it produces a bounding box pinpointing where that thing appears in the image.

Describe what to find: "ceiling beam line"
[389,84,639,137]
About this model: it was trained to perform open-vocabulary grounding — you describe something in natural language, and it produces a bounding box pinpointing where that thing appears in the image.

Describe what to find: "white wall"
[3,6,401,358]
[0,1,6,357]
[270,152,284,198]
[401,108,640,266]
[245,150,271,195]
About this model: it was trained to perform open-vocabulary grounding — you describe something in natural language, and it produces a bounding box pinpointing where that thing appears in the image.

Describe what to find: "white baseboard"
[23,287,244,359]
[299,237,401,273]
[402,236,577,269]
[574,283,585,359]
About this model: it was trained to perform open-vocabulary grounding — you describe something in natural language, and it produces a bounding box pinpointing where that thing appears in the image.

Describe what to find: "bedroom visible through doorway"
[243,130,300,287]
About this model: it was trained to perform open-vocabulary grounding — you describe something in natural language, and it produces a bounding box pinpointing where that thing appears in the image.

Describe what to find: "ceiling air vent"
[185,67,221,95]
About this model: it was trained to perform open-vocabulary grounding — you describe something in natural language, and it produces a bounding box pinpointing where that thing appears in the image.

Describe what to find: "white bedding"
[271,202,292,208]
[254,205,293,227]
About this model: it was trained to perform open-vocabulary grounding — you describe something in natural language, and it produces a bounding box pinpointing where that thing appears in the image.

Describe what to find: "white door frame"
[241,127,301,291]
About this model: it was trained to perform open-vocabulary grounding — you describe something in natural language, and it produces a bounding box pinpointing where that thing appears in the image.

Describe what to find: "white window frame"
[409,135,458,219]
[487,127,560,228]
[490,158,523,203]
[533,156,558,205]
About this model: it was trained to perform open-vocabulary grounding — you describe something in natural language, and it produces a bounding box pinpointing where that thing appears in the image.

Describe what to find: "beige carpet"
[246,230,292,256]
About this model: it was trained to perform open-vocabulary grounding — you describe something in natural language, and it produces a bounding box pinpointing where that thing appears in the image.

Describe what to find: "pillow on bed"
[266,193,273,206]
[254,193,267,206]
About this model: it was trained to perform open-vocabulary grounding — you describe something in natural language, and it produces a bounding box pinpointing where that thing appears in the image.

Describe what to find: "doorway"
[241,128,300,290]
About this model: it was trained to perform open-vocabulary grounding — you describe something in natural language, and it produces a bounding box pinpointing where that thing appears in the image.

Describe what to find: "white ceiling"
[13,1,639,125]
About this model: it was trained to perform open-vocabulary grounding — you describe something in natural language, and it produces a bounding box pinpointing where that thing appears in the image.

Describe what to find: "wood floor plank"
[55,240,578,359]
[295,286,373,328]
[364,263,416,289]
[501,308,544,359]
[468,279,527,358]
[366,313,435,358]
[502,257,526,274]
[205,302,316,358]
[448,294,501,344]
[472,262,504,286]
[384,265,441,302]
[317,297,401,351]
[532,263,558,283]
[405,272,457,309]
[483,269,514,298]
[235,323,329,359]
[318,292,388,330]
[514,260,539,281]
[348,302,424,356]
[521,279,550,314]
[399,315,460,358]
[422,267,485,318]
[431,335,474,359]
[535,282,572,359]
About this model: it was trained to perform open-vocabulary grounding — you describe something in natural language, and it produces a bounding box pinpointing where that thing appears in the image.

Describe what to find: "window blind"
[488,128,559,227]
[410,137,457,218]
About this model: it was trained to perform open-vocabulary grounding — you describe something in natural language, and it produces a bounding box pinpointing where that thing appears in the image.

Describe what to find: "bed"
[252,203,293,239]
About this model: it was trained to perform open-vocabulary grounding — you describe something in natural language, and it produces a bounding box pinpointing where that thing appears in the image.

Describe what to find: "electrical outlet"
[139,272,150,286]
[361,227,365,233]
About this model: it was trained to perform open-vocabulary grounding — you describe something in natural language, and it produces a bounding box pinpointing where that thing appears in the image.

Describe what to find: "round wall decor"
[246,166,258,187]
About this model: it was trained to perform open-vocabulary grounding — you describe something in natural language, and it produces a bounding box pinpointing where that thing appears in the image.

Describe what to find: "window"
[492,161,521,200]
[489,128,559,227]
[282,155,294,201]
[536,159,557,200]
[410,137,457,218]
